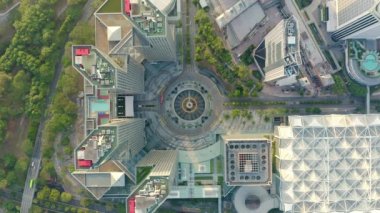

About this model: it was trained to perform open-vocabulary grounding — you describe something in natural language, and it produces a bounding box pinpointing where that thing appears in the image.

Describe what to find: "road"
[228,94,360,103]
[0,1,20,17]
[20,58,65,212]
[20,0,95,211]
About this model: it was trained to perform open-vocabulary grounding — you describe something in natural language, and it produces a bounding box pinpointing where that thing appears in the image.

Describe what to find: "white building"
[275,114,380,212]
[327,0,380,41]
[127,150,179,213]
[215,0,265,48]
[263,16,301,85]
[125,0,178,61]
[75,119,146,169]
[73,45,145,94]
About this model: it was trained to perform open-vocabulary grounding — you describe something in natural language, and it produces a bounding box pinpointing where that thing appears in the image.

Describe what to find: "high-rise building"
[257,16,301,86]
[72,45,145,94]
[127,150,178,213]
[122,0,178,61]
[75,119,146,169]
[327,0,380,41]
[222,136,272,186]
[275,114,380,212]
[93,0,178,62]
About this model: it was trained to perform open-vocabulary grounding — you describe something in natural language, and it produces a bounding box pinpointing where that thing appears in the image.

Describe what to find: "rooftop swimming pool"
[363,53,379,72]
[90,99,110,114]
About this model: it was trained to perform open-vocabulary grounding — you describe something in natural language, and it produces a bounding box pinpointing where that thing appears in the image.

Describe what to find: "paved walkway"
[178,142,222,163]
[0,1,20,17]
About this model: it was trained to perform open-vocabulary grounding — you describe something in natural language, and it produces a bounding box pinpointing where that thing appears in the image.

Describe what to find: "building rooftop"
[128,150,178,213]
[263,16,301,83]
[125,0,166,36]
[137,150,178,177]
[224,137,272,186]
[73,46,119,88]
[75,126,117,169]
[276,114,380,213]
[225,1,265,48]
[72,171,125,199]
[326,0,380,31]
[215,0,258,28]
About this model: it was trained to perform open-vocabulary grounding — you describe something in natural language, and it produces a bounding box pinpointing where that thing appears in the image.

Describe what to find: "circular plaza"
[143,70,226,150]
[346,40,380,86]
[165,81,212,130]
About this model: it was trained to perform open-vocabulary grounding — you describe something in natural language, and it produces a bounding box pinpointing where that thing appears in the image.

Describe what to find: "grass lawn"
[136,166,153,184]
[295,0,312,9]
[98,0,121,13]
[217,176,224,185]
[194,176,213,180]
[322,50,337,70]
[308,23,325,46]
[209,159,214,173]
[216,157,223,173]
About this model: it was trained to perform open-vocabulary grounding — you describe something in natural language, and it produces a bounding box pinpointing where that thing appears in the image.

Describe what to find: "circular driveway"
[233,186,277,213]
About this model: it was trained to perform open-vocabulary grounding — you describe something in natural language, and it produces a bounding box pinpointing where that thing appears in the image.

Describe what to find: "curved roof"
[233,186,277,213]
[276,114,380,213]
[149,0,176,14]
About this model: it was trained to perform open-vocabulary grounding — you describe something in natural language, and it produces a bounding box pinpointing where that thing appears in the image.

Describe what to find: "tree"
[231,109,241,119]
[60,192,73,203]
[0,72,11,97]
[235,64,250,79]
[6,171,16,185]
[14,158,28,175]
[0,178,8,189]
[49,188,61,202]
[264,115,271,122]
[11,70,30,99]
[40,161,56,180]
[37,186,51,200]
[0,119,6,143]
[332,75,346,95]
[223,113,230,120]
[69,22,95,45]
[80,198,90,207]
[3,153,17,170]
[3,201,17,212]
[31,206,43,213]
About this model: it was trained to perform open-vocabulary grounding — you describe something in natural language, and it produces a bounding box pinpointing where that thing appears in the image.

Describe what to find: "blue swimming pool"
[90,100,109,113]
[363,54,379,71]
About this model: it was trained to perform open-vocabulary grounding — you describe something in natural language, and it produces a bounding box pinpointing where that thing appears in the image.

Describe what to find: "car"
[31,161,34,167]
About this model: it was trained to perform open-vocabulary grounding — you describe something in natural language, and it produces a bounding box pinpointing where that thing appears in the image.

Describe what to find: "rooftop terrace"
[128,177,169,213]
[125,0,166,36]
[224,139,272,186]
[76,126,117,169]
[73,46,117,88]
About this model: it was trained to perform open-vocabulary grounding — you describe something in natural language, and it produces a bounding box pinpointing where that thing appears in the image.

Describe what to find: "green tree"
[6,171,16,185]
[223,113,230,120]
[37,186,51,200]
[3,153,17,170]
[49,188,61,202]
[11,70,30,98]
[264,115,271,122]
[0,72,11,97]
[60,192,73,203]
[0,119,6,143]
[40,161,56,180]
[0,178,8,189]
[14,158,29,175]
[80,198,90,207]
[31,205,43,213]
[3,201,17,212]
[332,75,346,95]
[231,109,241,119]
